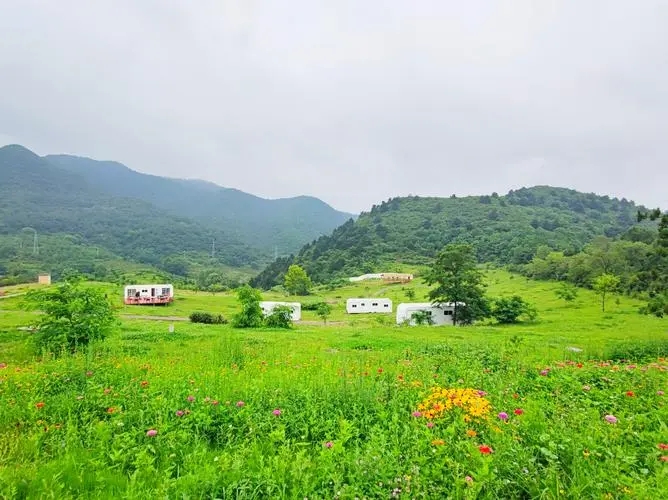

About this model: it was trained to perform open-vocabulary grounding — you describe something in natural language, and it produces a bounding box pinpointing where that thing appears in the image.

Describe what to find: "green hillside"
[0,145,261,277]
[46,154,353,255]
[251,187,646,288]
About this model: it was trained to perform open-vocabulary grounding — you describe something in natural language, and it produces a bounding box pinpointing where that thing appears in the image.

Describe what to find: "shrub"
[264,305,293,328]
[21,275,117,355]
[302,301,328,311]
[316,303,332,324]
[189,311,228,324]
[491,295,537,324]
[411,310,434,325]
[232,285,264,328]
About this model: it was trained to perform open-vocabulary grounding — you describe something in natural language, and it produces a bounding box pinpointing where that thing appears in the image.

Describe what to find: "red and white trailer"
[124,284,174,305]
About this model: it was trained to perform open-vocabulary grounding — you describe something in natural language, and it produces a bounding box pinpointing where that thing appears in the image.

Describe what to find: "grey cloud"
[1,0,667,212]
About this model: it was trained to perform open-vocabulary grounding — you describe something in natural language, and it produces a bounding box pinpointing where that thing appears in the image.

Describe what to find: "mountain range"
[0,144,351,281]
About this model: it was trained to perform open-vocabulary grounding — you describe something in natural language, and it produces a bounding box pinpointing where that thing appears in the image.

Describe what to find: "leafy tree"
[316,302,332,324]
[405,289,416,300]
[232,285,264,328]
[424,243,490,325]
[491,296,536,324]
[592,273,620,312]
[284,264,312,296]
[555,283,579,303]
[22,275,117,354]
[264,305,293,328]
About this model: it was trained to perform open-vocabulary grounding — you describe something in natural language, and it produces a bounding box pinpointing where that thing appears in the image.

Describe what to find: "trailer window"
[383,304,389,307]
[372,302,378,306]
[161,287,170,296]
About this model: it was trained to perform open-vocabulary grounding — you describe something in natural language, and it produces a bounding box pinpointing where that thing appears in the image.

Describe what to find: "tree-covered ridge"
[45,154,353,255]
[251,187,645,288]
[0,145,260,272]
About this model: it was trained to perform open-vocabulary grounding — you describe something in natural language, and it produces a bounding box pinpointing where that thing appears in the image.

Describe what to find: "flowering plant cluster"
[416,387,492,423]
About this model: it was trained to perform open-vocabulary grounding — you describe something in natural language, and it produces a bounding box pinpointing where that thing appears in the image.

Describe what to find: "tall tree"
[423,243,490,325]
[284,264,312,296]
[592,273,620,312]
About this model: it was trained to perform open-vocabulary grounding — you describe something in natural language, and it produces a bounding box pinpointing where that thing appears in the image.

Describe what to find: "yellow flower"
[466,429,477,438]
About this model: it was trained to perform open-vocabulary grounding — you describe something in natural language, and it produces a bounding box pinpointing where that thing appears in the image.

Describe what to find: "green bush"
[264,305,293,328]
[189,311,228,324]
[491,295,537,324]
[21,275,117,355]
[232,285,264,328]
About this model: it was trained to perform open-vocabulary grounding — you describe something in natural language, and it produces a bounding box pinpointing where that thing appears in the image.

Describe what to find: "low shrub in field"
[301,301,328,311]
[263,306,293,328]
[21,275,117,355]
[189,312,228,324]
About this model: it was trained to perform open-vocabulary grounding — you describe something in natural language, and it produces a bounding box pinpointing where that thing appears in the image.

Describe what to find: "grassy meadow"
[0,270,667,498]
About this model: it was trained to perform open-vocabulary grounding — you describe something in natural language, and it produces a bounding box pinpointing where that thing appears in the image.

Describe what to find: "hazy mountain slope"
[250,187,645,288]
[45,154,353,254]
[0,145,261,269]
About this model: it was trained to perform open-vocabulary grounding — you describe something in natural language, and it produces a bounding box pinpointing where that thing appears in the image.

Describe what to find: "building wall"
[37,274,51,285]
[346,298,393,313]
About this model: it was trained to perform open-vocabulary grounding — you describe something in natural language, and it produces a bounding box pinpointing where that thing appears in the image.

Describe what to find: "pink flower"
[175,410,184,417]
[0,363,6,369]
[477,390,487,397]
[273,409,281,416]
[497,412,509,421]
[426,422,434,429]
[658,391,664,396]
[465,476,473,483]
[324,441,333,448]
[412,411,422,418]
[539,369,549,376]
[604,415,618,424]
[582,385,591,391]
[187,395,195,402]
[236,401,245,407]
[146,429,158,437]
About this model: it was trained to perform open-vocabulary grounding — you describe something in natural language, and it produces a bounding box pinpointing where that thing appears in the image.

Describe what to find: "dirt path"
[121,315,189,321]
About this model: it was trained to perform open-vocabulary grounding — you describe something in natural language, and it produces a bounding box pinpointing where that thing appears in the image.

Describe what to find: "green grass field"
[0,271,666,498]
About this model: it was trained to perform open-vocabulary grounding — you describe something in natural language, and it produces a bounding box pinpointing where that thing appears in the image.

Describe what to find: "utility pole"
[22,227,38,255]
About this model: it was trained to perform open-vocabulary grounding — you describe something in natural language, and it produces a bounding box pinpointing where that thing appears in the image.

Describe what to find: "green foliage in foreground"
[189,312,228,325]
[0,323,666,498]
[20,276,117,355]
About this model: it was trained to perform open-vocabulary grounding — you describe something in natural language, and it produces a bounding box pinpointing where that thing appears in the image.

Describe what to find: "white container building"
[124,284,174,305]
[395,302,463,325]
[346,298,393,314]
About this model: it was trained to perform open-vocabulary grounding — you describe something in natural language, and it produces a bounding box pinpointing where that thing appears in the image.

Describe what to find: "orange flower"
[107,407,116,414]
[431,439,445,446]
[35,402,44,409]
[466,429,477,438]
[140,380,149,388]
[625,391,634,397]
[659,443,668,450]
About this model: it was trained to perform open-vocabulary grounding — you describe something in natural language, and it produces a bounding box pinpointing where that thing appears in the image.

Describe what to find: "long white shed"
[346,298,393,314]
[260,301,302,321]
[396,302,462,325]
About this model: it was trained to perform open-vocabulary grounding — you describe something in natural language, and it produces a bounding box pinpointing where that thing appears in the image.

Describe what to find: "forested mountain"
[0,145,260,277]
[46,154,352,254]
[251,187,647,288]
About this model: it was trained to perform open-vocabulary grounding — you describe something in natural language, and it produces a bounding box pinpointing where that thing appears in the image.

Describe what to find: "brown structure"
[381,273,414,284]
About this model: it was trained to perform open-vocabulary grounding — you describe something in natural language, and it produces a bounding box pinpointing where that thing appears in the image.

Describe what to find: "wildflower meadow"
[0,271,666,498]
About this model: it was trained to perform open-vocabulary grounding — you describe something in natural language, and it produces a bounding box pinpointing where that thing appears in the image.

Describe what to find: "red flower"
[514,408,524,416]
[35,402,45,409]
[478,445,493,454]
[140,380,149,388]
[659,443,668,450]
[625,391,635,397]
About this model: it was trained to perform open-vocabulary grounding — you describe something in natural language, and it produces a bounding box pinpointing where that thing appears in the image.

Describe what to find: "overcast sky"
[1,1,667,213]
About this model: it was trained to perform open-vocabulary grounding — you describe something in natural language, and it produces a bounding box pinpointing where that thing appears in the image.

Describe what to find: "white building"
[395,302,463,325]
[124,284,174,305]
[346,298,393,314]
[260,301,302,321]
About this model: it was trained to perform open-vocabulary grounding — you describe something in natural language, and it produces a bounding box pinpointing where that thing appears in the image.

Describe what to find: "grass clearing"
[0,271,666,498]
